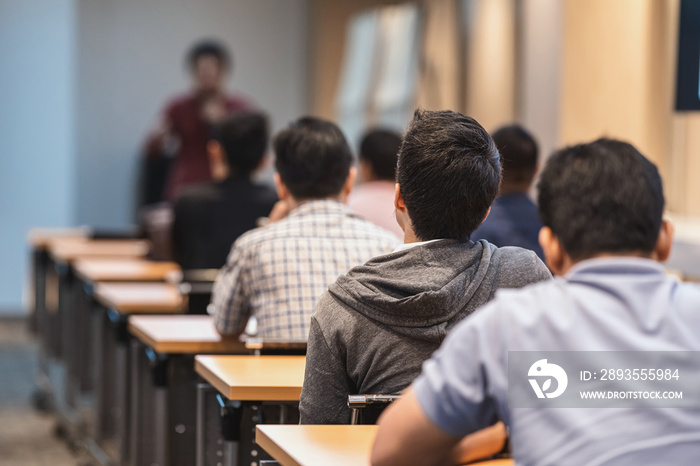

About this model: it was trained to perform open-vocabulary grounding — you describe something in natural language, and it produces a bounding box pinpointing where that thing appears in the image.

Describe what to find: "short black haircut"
[359,129,403,181]
[492,125,538,186]
[397,109,502,240]
[273,117,353,199]
[212,111,268,175]
[537,138,665,260]
[187,40,230,70]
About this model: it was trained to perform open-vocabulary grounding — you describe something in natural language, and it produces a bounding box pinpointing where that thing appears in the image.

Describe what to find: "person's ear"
[539,226,566,275]
[339,167,357,202]
[394,183,406,212]
[653,219,674,263]
[394,183,408,232]
[481,207,492,225]
[274,173,289,201]
[208,141,228,180]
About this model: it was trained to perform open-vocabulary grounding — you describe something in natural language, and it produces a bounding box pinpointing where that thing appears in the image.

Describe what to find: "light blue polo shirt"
[413,257,700,465]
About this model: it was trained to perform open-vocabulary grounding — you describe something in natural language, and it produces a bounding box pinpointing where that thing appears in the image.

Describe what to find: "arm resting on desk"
[371,388,504,466]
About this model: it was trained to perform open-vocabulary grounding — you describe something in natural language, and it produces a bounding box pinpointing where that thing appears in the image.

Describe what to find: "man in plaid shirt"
[210,117,400,340]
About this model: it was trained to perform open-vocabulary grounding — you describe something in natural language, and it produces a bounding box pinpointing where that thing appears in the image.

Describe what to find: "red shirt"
[153,93,251,200]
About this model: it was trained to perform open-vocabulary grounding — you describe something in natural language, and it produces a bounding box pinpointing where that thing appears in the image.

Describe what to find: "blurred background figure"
[172,110,277,270]
[143,40,251,203]
[471,125,544,260]
[348,129,404,238]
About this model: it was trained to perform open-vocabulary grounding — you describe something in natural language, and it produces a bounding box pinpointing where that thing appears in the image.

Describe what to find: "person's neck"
[401,226,423,244]
[195,88,223,101]
[287,195,342,211]
[560,251,655,275]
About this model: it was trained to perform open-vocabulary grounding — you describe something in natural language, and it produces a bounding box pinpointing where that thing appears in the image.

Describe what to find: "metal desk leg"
[223,441,238,466]
[114,329,129,463]
[196,383,209,466]
[93,306,107,441]
[154,386,168,466]
[129,339,141,466]
[218,397,242,466]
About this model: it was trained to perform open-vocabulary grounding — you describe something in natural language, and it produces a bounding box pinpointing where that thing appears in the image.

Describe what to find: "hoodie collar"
[393,239,445,253]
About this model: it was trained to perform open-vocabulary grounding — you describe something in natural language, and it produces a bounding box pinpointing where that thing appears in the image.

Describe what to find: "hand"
[268,200,292,223]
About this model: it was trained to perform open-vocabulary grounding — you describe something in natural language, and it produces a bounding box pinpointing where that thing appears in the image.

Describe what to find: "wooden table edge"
[127,324,246,355]
[256,425,303,466]
[194,356,304,401]
[195,357,236,400]
[101,302,185,314]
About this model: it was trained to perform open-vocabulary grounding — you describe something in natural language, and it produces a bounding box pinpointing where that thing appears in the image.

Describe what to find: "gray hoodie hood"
[328,239,532,343]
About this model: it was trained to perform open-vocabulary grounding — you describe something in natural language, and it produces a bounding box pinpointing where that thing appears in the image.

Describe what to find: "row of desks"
[29,230,512,466]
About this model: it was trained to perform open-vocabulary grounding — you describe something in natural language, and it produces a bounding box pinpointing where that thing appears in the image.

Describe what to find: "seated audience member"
[372,139,700,466]
[471,125,544,260]
[210,117,400,340]
[172,111,277,270]
[299,110,551,426]
[348,129,404,237]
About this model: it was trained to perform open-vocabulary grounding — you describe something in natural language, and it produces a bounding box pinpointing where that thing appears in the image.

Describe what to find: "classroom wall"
[558,0,700,217]
[0,0,78,313]
[518,0,562,164]
[75,0,310,227]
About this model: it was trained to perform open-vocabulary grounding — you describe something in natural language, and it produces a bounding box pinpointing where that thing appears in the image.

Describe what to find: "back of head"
[537,138,664,260]
[492,125,538,189]
[273,117,353,200]
[397,109,502,240]
[213,111,269,175]
[359,129,403,181]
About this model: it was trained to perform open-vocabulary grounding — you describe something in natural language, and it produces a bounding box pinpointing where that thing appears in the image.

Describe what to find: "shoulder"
[250,183,278,204]
[174,182,219,209]
[454,278,561,343]
[312,292,348,326]
[487,242,552,285]
[230,214,298,250]
[344,215,402,245]
[165,93,196,113]
[311,291,362,352]
[226,93,254,110]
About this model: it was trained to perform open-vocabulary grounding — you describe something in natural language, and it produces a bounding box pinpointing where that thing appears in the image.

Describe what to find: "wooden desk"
[128,315,245,354]
[49,238,150,263]
[94,282,184,314]
[256,425,513,466]
[195,355,306,401]
[128,328,253,466]
[74,259,179,283]
[28,227,88,250]
[91,284,184,465]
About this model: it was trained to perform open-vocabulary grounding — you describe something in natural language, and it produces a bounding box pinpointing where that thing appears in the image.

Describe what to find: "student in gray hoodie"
[299,110,552,426]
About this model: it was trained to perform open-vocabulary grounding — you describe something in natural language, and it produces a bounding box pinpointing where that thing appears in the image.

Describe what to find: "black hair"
[359,129,403,181]
[212,111,269,175]
[187,40,230,70]
[397,109,502,240]
[273,117,353,199]
[491,125,538,186]
[537,138,665,260]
